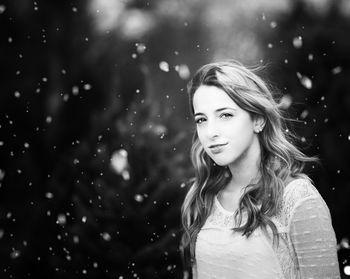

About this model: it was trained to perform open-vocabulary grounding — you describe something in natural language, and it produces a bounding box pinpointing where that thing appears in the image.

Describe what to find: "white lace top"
[193,178,340,279]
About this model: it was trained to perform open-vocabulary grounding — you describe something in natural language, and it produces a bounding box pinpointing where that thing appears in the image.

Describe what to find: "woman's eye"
[221,113,233,119]
[195,118,205,124]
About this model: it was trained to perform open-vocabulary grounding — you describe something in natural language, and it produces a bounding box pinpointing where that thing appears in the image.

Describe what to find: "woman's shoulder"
[281,176,335,236]
[283,175,319,202]
[278,175,323,221]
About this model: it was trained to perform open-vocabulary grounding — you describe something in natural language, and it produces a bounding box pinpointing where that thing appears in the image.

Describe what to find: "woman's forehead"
[192,85,239,113]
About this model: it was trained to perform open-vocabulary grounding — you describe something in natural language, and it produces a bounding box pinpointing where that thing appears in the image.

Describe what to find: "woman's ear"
[253,115,266,133]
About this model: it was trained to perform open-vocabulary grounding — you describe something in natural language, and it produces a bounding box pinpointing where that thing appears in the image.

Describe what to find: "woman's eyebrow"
[194,107,236,116]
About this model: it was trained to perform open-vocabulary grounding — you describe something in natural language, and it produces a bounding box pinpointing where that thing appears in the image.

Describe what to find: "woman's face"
[193,85,260,167]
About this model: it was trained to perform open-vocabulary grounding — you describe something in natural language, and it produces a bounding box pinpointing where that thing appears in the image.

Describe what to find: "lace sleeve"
[289,194,340,279]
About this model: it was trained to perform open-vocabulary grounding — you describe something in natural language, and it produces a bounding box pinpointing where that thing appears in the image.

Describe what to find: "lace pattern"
[196,178,340,279]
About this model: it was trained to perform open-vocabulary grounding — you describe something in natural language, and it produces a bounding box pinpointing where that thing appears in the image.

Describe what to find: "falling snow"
[83,83,92,90]
[159,61,170,72]
[101,232,111,241]
[344,266,350,276]
[0,5,6,14]
[45,192,54,199]
[174,64,190,79]
[0,169,5,181]
[57,214,67,225]
[0,2,348,277]
[72,86,79,96]
[279,94,292,109]
[10,250,21,259]
[136,43,146,54]
[296,72,313,89]
[292,36,303,48]
[270,21,277,28]
[46,116,52,123]
[332,66,342,75]
[134,194,144,202]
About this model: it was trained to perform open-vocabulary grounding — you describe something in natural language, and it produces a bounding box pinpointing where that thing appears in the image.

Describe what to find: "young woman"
[181,60,340,279]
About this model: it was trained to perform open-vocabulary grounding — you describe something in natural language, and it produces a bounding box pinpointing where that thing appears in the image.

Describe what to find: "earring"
[255,127,263,133]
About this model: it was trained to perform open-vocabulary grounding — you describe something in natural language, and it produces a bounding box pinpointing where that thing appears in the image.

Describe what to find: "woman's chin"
[212,159,231,167]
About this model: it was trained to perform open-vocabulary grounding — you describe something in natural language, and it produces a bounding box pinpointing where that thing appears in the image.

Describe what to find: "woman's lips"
[209,143,228,153]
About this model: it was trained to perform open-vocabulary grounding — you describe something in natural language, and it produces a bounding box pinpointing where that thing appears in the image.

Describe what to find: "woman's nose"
[206,119,219,138]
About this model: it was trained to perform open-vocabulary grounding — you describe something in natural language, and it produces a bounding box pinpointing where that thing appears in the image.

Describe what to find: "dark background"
[0,0,349,278]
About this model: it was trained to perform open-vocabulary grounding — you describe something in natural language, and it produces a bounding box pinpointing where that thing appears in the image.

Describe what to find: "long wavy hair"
[180,60,318,270]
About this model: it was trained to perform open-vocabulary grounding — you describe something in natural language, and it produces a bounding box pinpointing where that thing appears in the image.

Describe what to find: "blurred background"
[0,0,349,278]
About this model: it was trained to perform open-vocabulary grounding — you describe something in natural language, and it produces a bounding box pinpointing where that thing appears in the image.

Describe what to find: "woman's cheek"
[196,129,206,146]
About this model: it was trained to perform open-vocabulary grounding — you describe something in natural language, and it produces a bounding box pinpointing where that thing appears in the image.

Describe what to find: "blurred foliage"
[0,0,349,278]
